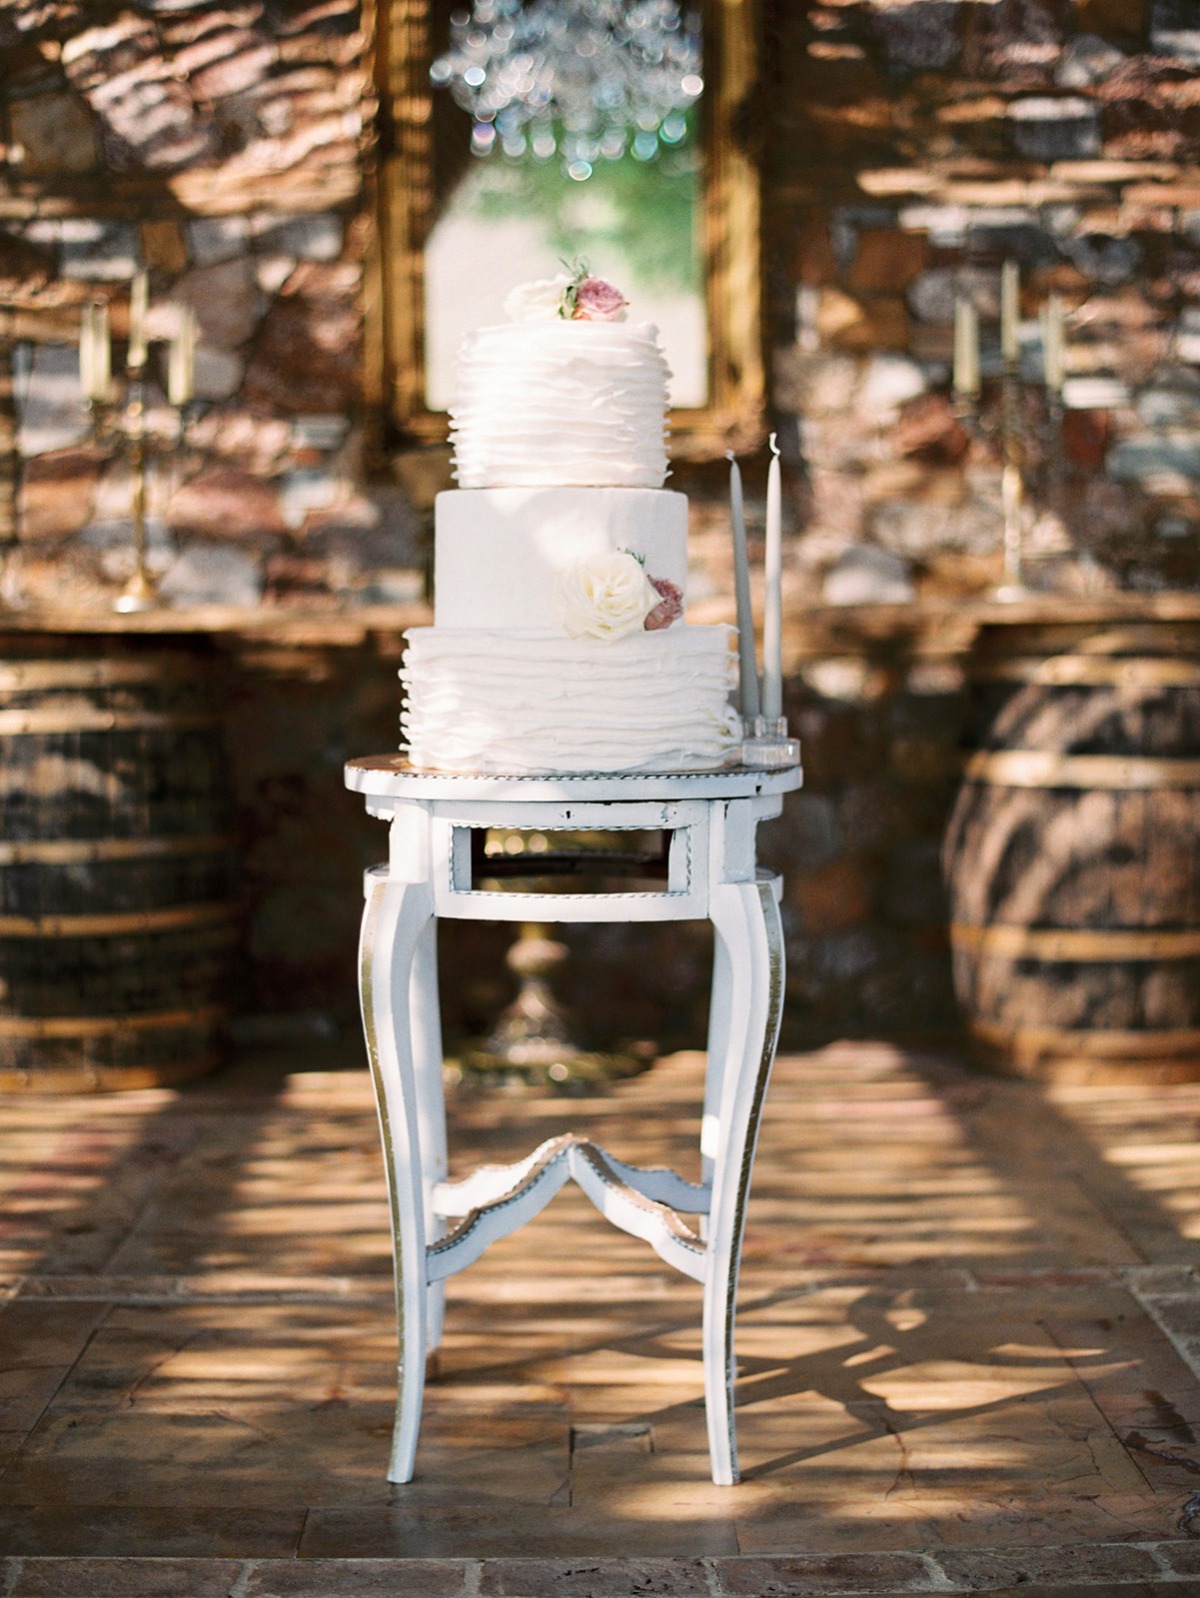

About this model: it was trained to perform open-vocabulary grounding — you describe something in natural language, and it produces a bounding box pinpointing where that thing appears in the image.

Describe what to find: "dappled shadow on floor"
[0,1041,1199,1558]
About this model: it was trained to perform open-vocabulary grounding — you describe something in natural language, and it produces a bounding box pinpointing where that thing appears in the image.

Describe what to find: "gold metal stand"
[80,278,195,616]
[953,265,1067,600]
[113,376,158,614]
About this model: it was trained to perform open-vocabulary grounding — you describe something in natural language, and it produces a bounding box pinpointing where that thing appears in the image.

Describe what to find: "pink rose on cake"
[644,575,683,631]
[571,276,628,322]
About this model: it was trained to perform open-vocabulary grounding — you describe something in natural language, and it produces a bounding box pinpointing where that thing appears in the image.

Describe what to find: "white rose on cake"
[503,275,574,322]
[553,551,660,643]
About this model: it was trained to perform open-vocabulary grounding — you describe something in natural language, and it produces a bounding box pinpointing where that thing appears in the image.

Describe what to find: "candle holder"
[79,277,196,614]
[952,268,1066,602]
[109,372,157,614]
[994,357,1029,601]
[967,376,1060,603]
[726,438,798,770]
[741,714,801,770]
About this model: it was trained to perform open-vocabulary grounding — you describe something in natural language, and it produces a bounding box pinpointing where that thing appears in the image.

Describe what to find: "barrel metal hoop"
[971,1020,1200,1059]
[0,834,234,866]
[0,1058,221,1093]
[0,1005,227,1039]
[0,903,240,938]
[952,922,1200,961]
[977,624,1200,658]
[0,709,220,735]
[0,830,231,869]
[963,750,1200,789]
[974,656,1200,687]
[0,659,192,692]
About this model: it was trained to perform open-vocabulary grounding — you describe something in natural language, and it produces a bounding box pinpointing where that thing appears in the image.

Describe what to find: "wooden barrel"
[943,619,1200,1085]
[0,642,239,1091]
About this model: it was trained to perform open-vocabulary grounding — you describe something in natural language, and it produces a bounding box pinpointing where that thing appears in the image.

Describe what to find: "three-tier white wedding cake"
[400,271,740,774]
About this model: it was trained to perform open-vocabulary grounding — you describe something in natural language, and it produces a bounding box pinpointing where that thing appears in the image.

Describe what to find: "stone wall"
[763,0,1200,602]
[0,0,422,612]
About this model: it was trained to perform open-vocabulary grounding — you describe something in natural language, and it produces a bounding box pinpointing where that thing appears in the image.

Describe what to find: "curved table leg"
[410,914,447,1352]
[701,922,734,1240]
[359,866,436,1483]
[703,873,785,1486]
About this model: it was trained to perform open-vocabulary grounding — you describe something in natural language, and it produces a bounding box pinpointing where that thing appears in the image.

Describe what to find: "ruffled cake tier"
[400,626,741,775]
[449,321,671,490]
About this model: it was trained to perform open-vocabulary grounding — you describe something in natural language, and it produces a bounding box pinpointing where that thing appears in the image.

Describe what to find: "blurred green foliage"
[445,135,701,295]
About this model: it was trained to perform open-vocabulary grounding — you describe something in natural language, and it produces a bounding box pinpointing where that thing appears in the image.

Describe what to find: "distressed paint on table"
[346,760,801,1486]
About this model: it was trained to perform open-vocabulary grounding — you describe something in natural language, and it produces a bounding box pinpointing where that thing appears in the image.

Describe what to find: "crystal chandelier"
[430,0,702,178]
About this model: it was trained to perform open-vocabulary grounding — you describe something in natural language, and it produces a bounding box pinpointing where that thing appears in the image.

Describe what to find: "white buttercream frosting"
[434,488,687,630]
[400,627,740,774]
[449,321,671,489]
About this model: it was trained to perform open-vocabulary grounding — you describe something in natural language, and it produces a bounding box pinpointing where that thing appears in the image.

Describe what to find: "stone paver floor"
[2,1041,1200,1595]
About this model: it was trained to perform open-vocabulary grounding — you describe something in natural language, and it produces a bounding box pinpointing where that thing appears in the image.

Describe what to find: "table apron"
[432,887,709,922]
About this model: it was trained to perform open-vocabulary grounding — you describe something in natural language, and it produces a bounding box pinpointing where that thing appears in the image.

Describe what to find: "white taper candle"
[727,451,761,724]
[92,301,110,400]
[953,296,980,398]
[1000,260,1019,367]
[79,303,94,400]
[1043,293,1065,393]
[168,306,196,406]
[761,433,783,722]
[128,269,149,369]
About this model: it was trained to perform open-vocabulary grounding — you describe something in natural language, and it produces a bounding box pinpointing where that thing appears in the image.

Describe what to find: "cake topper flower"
[503,274,574,322]
[644,574,683,631]
[567,272,628,322]
[554,551,679,642]
[504,263,628,324]
[554,551,656,642]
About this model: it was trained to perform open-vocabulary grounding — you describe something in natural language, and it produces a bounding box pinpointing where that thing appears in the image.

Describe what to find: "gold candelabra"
[79,271,196,613]
[952,261,1066,599]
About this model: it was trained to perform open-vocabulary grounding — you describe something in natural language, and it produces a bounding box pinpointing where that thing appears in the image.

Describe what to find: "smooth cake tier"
[434,487,688,629]
[449,321,671,489]
[400,626,740,774]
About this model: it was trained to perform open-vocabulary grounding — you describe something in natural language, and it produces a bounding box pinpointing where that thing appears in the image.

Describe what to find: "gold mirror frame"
[364,0,765,462]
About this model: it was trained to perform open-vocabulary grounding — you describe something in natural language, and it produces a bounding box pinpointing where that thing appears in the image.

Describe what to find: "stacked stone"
[766,0,1200,597]
[765,638,967,1046]
[0,0,420,610]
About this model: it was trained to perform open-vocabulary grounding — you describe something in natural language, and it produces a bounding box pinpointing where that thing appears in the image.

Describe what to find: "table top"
[345,756,802,804]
